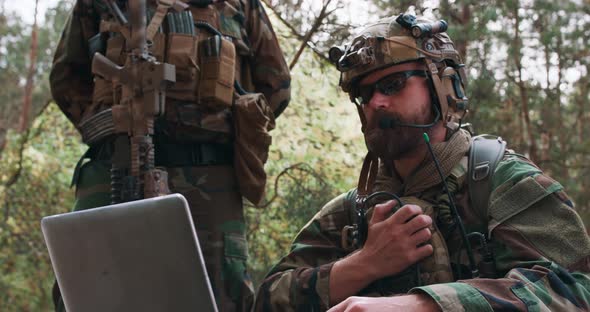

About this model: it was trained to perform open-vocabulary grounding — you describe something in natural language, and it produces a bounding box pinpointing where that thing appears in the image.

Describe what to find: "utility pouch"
[233,93,275,205]
[166,11,196,35]
[165,33,199,101]
[198,35,236,111]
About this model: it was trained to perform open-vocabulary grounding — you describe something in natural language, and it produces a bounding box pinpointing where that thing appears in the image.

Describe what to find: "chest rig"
[80,0,253,202]
[341,135,506,293]
[81,0,275,205]
[83,0,250,145]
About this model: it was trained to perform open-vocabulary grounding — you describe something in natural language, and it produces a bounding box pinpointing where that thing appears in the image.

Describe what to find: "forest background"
[1,0,589,310]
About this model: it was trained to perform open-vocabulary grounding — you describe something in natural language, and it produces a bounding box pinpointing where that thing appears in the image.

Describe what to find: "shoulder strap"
[468,135,506,223]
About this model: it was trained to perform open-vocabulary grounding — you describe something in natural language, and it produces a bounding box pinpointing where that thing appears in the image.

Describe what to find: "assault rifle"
[91,0,187,202]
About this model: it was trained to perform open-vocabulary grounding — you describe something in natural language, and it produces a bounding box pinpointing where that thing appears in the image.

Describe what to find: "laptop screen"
[42,194,218,312]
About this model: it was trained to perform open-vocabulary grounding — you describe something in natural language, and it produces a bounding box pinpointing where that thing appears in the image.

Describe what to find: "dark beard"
[364,110,432,160]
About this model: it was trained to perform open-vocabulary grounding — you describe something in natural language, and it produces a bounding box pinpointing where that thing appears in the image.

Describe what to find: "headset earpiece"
[440,66,468,113]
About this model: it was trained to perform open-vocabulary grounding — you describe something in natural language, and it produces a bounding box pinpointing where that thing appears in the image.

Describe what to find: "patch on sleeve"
[489,176,553,234]
[492,157,542,190]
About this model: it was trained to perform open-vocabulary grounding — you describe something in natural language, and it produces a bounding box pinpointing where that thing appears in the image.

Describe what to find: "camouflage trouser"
[52,158,254,312]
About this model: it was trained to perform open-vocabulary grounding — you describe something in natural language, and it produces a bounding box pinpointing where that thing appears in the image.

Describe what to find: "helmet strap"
[357,151,379,196]
[355,101,368,133]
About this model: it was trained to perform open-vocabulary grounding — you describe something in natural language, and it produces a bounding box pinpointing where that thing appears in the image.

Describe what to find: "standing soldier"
[49,0,291,311]
[254,13,590,311]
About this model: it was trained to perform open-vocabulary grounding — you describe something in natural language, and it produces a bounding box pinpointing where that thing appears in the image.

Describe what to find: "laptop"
[41,194,218,312]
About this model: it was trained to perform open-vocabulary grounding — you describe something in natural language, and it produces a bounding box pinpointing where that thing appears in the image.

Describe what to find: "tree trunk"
[555,37,567,178]
[457,4,471,62]
[439,1,471,62]
[577,67,589,145]
[512,5,538,162]
[0,128,6,157]
[19,0,39,132]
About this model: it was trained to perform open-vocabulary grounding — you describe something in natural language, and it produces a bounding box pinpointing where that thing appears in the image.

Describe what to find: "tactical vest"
[342,135,506,294]
[88,0,262,142]
[83,0,275,204]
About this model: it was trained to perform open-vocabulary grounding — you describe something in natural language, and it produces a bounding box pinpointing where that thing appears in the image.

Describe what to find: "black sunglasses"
[353,70,428,104]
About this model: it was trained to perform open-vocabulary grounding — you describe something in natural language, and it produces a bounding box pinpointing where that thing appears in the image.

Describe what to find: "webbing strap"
[146,4,170,40]
[357,152,378,196]
[354,102,367,133]
[99,19,130,40]
[146,0,189,41]
[468,135,506,224]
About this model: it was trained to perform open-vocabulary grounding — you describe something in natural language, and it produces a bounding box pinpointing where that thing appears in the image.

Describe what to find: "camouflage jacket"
[254,133,590,311]
[50,0,291,131]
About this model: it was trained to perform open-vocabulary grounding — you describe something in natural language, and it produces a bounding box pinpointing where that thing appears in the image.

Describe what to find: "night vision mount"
[395,13,448,39]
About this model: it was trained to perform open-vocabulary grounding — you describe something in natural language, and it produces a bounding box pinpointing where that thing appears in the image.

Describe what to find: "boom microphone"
[377,105,442,129]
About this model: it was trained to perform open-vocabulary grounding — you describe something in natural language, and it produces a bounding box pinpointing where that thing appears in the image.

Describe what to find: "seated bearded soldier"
[253,13,590,312]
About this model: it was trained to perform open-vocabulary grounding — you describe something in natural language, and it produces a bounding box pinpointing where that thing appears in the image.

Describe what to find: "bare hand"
[328,201,434,305]
[327,294,441,312]
[358,200,434,281]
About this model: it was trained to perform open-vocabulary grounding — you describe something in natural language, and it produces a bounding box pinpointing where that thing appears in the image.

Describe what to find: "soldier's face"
[359,61,434,160]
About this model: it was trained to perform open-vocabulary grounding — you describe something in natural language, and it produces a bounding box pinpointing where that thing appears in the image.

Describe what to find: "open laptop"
[41,194,218,312]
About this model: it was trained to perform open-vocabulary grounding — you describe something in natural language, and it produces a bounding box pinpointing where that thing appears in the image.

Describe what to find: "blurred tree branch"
[251,162,328,210]
[288,0,334,69]
[262,0,333,65]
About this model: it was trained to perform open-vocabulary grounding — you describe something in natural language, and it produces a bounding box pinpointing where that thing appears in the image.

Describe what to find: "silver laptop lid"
[41,194,218,312]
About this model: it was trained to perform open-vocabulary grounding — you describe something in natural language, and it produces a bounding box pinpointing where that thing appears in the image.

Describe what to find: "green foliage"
[245,33,365,284]
[0,104,85,311]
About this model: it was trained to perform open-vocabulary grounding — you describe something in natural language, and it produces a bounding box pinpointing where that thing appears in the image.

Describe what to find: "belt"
[86,139,233,167]
[155,142,234,167]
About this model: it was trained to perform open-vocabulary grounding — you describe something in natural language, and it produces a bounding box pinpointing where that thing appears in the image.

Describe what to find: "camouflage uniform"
[254,129,590,311]
[49,1,291,311]
[254,14,590,311]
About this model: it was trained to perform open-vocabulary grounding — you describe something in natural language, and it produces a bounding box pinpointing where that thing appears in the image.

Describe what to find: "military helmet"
[330,13,469,133]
